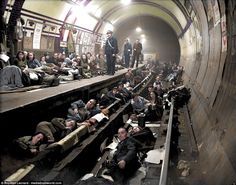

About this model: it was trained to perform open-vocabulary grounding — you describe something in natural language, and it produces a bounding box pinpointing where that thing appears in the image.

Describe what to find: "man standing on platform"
[105,30,118,75]
[131,39,142,68]
[123,38,132,68]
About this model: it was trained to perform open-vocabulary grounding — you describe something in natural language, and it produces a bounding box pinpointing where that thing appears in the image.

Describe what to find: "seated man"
[106,127,140,185]
[131,93,150,114]
[14,132,46,156]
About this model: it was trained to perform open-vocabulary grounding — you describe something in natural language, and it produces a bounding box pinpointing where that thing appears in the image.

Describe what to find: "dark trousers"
[108,160,140,185]
[106,53,116,75]
[124,54,130,68]
[131,53,140,68]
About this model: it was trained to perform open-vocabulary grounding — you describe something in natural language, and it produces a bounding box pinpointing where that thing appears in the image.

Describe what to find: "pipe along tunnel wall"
[179,1,236,184]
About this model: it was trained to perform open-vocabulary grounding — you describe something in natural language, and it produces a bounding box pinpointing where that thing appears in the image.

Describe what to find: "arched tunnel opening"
[115,15,180,64]
[1,0,236,185]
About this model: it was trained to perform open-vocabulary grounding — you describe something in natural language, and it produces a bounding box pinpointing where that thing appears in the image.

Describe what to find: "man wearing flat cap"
[105,30,118,75]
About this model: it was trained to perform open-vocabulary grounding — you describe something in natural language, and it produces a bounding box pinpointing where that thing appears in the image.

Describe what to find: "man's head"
[118,127,128,141]
[117,82,123,89]
[53,53,58,59]
[86,99,96,110]
[156,75,160,81]
[106,30,113,38]
[65,119,76,129]
[148,85,154,92]
[131,126,142,134]
[31,133,44,145]
[112,87,118,94]
[132,93,139,102]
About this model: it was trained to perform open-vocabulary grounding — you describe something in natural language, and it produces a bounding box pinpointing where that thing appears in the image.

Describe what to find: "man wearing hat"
[105,30,118,75]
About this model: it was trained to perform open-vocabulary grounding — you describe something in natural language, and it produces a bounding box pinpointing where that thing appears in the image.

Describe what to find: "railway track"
[3,71,187,185]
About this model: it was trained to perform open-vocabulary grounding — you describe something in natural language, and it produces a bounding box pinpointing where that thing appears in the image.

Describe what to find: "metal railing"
[159,98,174,185]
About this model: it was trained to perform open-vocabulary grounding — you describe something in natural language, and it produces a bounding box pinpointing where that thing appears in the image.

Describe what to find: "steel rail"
[159,98,174,185]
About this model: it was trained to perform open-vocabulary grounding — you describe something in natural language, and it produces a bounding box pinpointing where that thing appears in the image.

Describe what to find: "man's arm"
[122,139,137,162]
[113,38,119,55]
[118,138,137,169]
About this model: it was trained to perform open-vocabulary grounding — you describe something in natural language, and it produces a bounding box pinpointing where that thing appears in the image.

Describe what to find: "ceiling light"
[121,0,131,5]
[136,27,142,32]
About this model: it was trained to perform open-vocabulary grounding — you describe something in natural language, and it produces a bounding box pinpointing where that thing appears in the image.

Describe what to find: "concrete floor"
[168,108,205,185]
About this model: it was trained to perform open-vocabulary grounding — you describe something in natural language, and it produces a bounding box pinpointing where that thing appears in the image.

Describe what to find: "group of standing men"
[123,38,142,68]
[104,30,143,76]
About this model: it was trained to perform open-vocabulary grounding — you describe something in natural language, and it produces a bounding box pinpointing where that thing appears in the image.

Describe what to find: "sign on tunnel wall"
[33,23,43,49]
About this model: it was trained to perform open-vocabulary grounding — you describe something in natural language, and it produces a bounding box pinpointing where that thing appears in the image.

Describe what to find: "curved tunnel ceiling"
[95,0,187,36]
[22,0,188,37]
[20,0,184,63]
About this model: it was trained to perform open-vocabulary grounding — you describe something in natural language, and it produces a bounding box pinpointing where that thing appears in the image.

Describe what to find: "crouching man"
[107,127,140,185]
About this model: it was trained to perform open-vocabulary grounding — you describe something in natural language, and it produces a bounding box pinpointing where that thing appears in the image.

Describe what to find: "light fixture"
[136,27,142,32]
[141,34,145,38]
[121,0,131,6]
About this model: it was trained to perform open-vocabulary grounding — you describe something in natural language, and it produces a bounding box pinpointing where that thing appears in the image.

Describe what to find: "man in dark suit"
[123,38,132,68]
[131,39,142,68]
[108,127,140,184]
[105,30,118,75]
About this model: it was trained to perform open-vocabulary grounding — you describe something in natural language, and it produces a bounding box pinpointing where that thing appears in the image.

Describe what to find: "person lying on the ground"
[67,99,101,122]
[128,126,156,151]
[13,132,46,156]
[77,109,109,132]
[35,118,76,143]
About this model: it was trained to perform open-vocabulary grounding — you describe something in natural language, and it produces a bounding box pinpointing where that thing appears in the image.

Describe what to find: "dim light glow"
[72,6,97,30]
[121,0,131,5]
[141,34,145,38]
[141,38,146,44]
[136,27,142,32]
[95,9,102,18]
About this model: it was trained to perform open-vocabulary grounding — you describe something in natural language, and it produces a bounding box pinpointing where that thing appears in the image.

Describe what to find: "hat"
[106,30,113,34]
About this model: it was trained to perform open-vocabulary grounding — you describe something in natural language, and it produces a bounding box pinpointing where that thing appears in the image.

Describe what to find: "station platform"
[1,68,129,113]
